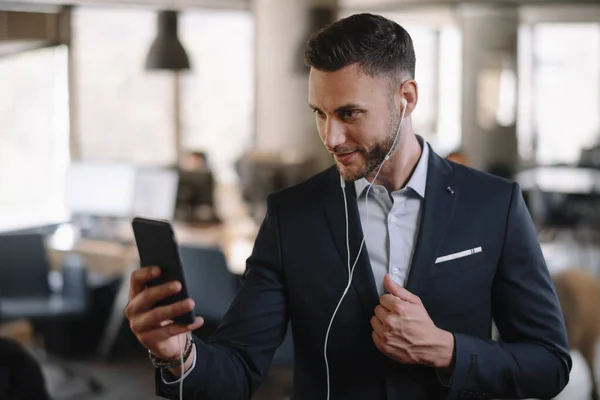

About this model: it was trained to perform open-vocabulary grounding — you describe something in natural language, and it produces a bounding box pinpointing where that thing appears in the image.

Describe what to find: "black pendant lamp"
[145,10,190,71]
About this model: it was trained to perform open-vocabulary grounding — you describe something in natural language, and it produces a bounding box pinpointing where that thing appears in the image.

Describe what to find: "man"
[125,13,571,399]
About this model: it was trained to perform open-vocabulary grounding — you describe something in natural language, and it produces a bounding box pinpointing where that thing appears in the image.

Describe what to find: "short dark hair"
[304,13,416,81]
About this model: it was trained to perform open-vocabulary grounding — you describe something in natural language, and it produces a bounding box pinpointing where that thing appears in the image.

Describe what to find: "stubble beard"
[338,103,401,182]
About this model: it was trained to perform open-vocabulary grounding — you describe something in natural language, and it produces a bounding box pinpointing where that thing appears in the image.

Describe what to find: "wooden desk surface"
[46,220,258,277]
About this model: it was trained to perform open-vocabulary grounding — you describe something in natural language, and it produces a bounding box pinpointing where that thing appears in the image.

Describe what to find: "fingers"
[370,315,384,334]
[129,266,160,301]
[383,274,420,304]
[130,298,196,335]
[372,330,385,353]
[374,304,390,324]
[125,280,182,318]
[138,317,204,348]
[380,294,401,312]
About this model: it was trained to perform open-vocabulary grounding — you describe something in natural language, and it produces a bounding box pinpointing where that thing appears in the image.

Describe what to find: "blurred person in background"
[125,13,571,400]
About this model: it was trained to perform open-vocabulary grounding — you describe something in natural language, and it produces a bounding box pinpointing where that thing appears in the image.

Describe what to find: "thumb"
[384,274,402,296]
[384,274,418,303]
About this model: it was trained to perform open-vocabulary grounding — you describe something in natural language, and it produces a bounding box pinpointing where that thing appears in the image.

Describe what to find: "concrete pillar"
[457,4,519,177]
[253,0,338,173]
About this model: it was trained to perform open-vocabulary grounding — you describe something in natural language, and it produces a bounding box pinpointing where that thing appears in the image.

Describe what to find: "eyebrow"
[308,103,364,114]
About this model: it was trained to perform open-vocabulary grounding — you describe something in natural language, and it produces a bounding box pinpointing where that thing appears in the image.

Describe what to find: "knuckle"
[136,331,148,345]
[382,331,393,343]
[392,304,403,314]
[130,270,140,286]
[382,316,393,329]
[129,319,140,334]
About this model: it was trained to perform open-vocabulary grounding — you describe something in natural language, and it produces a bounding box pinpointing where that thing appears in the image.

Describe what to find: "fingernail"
[171,281,181,290]
[152,267,160,276]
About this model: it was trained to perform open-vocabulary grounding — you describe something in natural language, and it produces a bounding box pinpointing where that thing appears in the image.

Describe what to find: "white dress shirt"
[354,141,429,296]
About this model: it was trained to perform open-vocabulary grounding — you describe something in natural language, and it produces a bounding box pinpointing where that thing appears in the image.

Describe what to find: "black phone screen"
[131,217,195,325]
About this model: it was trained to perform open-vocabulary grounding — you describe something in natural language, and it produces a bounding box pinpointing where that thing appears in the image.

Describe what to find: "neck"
[365,130,422,192]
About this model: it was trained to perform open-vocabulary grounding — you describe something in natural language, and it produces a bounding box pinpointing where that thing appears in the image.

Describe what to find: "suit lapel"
[321,168,379,313]
[404,149,459,297]
[320,147,459,310]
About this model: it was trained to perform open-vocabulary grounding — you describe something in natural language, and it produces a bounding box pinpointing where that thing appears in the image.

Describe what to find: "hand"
[371,274,454,369]
[124,266,204,363]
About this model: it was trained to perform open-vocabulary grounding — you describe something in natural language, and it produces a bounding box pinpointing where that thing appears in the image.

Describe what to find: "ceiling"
[1,0,598,57]
[0,0,248,10]
[342,0,600,9]
[1,0,598,12]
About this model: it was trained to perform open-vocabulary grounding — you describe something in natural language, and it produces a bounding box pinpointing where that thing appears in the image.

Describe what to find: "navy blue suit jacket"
[157,146,571,400]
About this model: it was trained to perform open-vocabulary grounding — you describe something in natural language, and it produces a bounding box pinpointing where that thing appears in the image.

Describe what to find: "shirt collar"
[354,139,429,199]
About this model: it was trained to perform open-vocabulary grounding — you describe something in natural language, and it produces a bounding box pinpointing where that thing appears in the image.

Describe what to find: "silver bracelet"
[148,334,193,370]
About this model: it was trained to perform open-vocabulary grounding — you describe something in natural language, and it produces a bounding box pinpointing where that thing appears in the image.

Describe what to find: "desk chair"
[179,245,238,324]
[179,245,294,364]
[0,233,102,399]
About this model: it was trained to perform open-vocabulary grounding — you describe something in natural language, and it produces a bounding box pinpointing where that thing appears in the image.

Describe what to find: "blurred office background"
[1,0,600,399]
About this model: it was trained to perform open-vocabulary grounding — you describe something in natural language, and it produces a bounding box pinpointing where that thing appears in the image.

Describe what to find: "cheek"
[317,125,325,142]
[346,123,373,146]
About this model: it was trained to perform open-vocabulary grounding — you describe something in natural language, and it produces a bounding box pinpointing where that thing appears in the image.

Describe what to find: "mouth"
[334,151,358,165]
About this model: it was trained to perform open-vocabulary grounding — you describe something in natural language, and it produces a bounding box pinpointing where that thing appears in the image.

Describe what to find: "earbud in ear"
[401,98,408,108]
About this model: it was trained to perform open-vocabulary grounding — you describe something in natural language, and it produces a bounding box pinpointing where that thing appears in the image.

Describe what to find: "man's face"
[308,64,401,182]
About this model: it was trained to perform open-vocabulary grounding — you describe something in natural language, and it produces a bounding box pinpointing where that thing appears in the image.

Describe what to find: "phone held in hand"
[131,217,196,325]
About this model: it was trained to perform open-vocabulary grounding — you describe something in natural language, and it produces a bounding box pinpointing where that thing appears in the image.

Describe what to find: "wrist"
[149,334,194,370]
[430,329,455,369]
[167,348,195,378]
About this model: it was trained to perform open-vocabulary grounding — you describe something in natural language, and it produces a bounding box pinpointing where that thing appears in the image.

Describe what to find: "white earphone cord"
[324,100,407,400]
[180,334,184,400]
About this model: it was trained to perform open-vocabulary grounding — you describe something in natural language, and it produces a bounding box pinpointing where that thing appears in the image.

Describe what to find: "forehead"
[308,64,390,109]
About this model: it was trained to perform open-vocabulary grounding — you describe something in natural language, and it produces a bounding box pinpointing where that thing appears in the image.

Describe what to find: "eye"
[342,110,360,121]
[312,109,326,119]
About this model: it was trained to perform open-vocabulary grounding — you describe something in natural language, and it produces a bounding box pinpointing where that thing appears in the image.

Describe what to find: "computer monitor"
[132,167,179,221]
[175,169,217,222]
[65,162,137,218]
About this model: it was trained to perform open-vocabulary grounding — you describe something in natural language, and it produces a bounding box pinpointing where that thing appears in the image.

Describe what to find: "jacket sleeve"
[446,182,572,400]
[156,194,289,399]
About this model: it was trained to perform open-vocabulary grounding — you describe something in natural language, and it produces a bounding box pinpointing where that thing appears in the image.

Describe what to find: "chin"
[337,163,365,182]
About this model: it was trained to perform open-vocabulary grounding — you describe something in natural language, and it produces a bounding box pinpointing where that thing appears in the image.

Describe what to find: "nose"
[322,118,346,151]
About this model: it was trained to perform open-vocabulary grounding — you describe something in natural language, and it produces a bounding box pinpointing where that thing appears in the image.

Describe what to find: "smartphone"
[131,217,195,325]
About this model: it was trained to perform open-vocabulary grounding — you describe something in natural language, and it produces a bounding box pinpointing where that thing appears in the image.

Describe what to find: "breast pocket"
[430,247,486,279]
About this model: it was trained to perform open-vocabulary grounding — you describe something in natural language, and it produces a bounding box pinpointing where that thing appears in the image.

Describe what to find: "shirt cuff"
[160,344,197,385]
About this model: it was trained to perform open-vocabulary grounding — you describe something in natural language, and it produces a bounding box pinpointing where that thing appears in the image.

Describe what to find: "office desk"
[46,220,257,277]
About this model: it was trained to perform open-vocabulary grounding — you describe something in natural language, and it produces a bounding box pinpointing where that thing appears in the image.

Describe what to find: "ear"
[395,79,418,117]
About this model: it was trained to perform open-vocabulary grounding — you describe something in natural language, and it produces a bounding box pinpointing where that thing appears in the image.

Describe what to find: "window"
[0,46,70,231]
[73,7,175,166]
[339,10,462,155]
[433,25,462,155]
[73,7,255,180]
[179,10,254,183]
[518,23,600,165]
